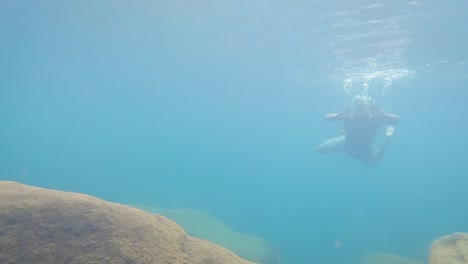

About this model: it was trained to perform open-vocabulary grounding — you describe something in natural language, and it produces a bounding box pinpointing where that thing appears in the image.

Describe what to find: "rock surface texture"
[359,253,425,264]
[133,205,280,264]
[0,181,256,264]
[429,232,468,264]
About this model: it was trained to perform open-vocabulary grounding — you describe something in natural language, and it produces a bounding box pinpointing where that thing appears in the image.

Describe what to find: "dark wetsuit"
[316,105,400,166]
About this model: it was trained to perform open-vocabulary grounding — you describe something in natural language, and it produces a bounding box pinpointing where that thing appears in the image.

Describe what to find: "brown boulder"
[132,205,280,264]
[359,253,425,264]
[0,181,256,264]
[429,232,468,264]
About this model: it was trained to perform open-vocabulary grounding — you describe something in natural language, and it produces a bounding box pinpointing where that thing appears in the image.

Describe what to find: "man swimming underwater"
[316,95,400,166]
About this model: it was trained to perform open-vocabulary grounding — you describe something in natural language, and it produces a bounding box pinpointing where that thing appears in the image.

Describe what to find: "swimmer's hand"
[324,113,339,120]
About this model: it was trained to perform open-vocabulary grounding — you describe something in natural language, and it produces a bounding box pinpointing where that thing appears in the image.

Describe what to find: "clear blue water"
[1,1,468,263]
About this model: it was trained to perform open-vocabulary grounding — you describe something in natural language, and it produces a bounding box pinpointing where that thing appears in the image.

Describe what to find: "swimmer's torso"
[343,112,381,146]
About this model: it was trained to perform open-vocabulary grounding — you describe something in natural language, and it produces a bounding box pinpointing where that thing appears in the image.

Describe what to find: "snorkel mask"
[353,95,374,111]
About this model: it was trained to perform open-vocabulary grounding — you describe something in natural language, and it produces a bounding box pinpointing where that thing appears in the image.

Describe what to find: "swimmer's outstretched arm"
[323,107,352,121]
[381,113,400,124]
[370,104,401,124]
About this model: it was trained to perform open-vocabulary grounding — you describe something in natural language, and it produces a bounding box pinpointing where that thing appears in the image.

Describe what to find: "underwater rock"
[132,205,281,264]
[429,232,468,264]
[359,253,425,264]
[0,181,256,264]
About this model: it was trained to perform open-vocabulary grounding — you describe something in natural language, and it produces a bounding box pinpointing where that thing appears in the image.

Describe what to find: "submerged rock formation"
[0,181,256,264]
[133,205,280,264]
[359,253,425,264]
[429,232,468,264]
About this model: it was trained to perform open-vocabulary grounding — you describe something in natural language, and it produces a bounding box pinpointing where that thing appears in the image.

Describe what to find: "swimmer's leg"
[316,135,346,154]
[371,126,395,164]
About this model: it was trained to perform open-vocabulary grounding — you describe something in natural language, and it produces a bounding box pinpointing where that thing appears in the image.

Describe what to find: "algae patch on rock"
[133,205,279,264]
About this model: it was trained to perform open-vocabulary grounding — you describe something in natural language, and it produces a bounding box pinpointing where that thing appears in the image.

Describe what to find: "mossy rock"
[0,181,256,264]
[133,205,280,264]
[429,232,468,264]
[360,253,426,264]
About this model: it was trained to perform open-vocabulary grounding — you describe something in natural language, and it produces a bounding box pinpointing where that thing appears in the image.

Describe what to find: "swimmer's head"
[353,95,373,110]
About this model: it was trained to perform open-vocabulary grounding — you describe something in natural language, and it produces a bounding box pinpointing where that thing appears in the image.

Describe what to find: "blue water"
[2,1,468,263]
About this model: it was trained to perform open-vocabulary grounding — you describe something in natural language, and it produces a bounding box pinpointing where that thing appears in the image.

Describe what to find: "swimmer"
[316,95,400,166]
